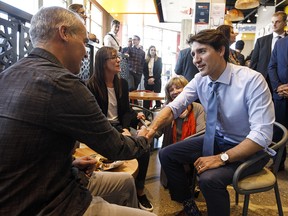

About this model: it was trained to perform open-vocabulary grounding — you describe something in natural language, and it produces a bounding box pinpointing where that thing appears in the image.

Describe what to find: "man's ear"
[58,25,69,42]
[219,45,225,57]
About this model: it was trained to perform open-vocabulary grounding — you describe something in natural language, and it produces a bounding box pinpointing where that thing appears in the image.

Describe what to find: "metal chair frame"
[233,121,288,216]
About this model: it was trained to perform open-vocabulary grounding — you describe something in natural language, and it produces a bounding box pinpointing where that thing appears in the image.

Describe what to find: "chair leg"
[235,191,239,205]
[274,183,284,216]
[242,194,250,216]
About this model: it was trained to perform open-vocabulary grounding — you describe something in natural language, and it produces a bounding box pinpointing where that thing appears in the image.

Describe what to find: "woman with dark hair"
[216,24,240,65]
[87,46,154,212]
[143,45,162,109]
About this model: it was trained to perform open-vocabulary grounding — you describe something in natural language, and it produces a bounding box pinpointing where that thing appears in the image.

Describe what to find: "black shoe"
[138,194,153,212]
[183,198,201,216]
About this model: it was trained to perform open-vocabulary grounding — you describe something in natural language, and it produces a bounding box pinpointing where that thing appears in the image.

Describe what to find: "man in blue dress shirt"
[145,29,275,216]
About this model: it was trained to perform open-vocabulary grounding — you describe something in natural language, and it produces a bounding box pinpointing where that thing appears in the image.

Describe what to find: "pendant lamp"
[228,9,244,21]
[235,0,259,10]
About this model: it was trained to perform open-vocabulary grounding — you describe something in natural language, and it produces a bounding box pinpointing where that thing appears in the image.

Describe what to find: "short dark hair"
[187,29,230,62]
[273,11,287,22]
[216,25,232,41]
[235,40,245,50]
[111,19,120,27]
[133,35,140,40]
[68,4,83,13]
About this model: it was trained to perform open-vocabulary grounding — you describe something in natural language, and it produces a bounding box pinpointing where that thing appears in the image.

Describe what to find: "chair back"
[270,122,288,174]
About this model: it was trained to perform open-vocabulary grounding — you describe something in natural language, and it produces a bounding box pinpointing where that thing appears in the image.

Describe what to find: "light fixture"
[247,18,251,23]
[235,0,259,10]
[255,12,258,17]
[227,9,244,21]
[263,6,267,12]
[224,14,233,26]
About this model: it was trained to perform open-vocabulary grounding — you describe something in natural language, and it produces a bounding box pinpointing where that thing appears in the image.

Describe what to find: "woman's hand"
[137,112,145,120]
[148,78,155,85]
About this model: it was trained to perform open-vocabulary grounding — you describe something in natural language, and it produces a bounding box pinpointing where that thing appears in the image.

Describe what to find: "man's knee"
[198,172,219,193]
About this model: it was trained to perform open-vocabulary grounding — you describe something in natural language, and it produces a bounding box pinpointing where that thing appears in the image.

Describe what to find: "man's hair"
[111,19,120,27]
[187,29,230,62]
[68,3,83,13]
[133,35,140,40]
[273,11,287,22]
[235,40,245,51]
[216,25,232,42]
[29,6,83,47]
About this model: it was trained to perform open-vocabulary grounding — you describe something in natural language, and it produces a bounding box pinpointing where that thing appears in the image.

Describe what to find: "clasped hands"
[148,78,155,85]
[276,84,288,98]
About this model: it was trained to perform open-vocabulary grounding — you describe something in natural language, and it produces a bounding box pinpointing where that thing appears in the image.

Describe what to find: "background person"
[104,19,121,52]
[268,36,288,171]
[250,11,287,91]
[145,29,274,216]
[68,3,98,43]
[175,35,199,82]
[120,37,133,81]
[0,6,155,216]
[143,45,162,110]
[217,24,240,65]
[87,46,154,212]
[126,35,145,92]
[234,40,245,66]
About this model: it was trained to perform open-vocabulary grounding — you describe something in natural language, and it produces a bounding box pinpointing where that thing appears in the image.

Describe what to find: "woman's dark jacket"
[87,78,137,130]
[143,57,162,92]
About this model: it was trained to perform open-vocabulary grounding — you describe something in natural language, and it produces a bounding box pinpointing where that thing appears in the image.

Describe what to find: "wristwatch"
[220,152,229,164]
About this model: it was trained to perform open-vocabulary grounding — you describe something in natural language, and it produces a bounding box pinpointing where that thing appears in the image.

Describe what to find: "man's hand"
[122,128,131,136]
[72,156,97,176]
[194,155,224,174]
[277,83,288,98]
[137,126,153,144]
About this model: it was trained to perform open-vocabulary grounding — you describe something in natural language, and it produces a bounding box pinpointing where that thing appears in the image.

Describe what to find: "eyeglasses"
[106,55,121,60]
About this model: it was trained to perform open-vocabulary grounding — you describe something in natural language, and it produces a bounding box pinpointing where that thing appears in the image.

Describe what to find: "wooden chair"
[232,122,288,216]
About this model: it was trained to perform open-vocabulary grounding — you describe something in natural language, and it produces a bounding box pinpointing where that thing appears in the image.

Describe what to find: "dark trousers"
[111,123,150,191]
[135,150,150,190]
[273,99,288,166]
[143,82,162,109]
[159,135,269,216]
[128,72,142,92]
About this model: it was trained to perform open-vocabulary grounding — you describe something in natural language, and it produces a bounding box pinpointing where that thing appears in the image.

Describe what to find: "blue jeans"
[159,135,269,216]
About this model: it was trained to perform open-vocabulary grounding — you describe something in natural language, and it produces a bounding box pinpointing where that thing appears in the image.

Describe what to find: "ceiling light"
[263,6,267,12]
[228,9,244,21]
[235,0,259,10]
[255,13,258,17]
[247,18,251,23]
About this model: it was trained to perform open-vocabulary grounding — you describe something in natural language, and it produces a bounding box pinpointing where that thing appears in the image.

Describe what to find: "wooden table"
[74,144,139,178]
[129,91,165,101]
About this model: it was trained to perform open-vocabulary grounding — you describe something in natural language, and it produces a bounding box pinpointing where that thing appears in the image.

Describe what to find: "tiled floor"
[144,148,288,216]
